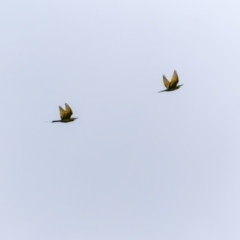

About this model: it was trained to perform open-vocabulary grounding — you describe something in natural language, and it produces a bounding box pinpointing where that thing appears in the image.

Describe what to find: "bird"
[158,70,183,93]
[52,103,78,123]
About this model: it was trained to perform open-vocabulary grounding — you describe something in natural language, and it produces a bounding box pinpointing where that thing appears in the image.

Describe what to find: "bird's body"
[52,119,76,123]
[158,70,183,93]
[52,103,78,123]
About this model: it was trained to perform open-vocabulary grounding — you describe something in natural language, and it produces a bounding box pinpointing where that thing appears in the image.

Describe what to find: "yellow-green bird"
[52,103,78,123]
[158,70,183,93]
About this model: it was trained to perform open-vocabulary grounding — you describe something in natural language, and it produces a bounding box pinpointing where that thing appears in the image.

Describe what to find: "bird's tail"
[51,120,61,123]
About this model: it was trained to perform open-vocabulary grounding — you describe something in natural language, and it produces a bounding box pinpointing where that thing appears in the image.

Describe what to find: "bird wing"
[163,75,170,88]
[169,70,179,88]
[64,103,73,118]
[59,106,66,120]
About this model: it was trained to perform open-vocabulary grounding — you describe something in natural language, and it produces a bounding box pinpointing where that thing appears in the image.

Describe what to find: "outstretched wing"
[64,103,73,118]
[58,103,73,120]
[163,75,170,88]
[169,70,179,88]
[59,106,66,120]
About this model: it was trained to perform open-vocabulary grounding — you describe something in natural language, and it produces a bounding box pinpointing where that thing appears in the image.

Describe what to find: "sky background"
[1,1,240,239]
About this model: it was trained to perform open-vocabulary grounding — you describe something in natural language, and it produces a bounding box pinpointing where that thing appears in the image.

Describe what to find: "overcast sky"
[1,1,240,239]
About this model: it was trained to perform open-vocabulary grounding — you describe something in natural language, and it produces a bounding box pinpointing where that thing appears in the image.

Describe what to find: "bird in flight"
[52,103,78,123]
[158,70,183,93]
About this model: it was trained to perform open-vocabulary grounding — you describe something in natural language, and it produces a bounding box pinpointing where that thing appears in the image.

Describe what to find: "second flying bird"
[52,103,78,123]
[158,70,183,93]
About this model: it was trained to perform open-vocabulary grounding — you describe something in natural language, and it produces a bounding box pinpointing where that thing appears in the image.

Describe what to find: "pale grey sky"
[1,1,240,239]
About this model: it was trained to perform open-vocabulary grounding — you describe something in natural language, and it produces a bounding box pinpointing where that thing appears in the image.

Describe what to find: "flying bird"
[158,70,183,93]
[52,103,78,123]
